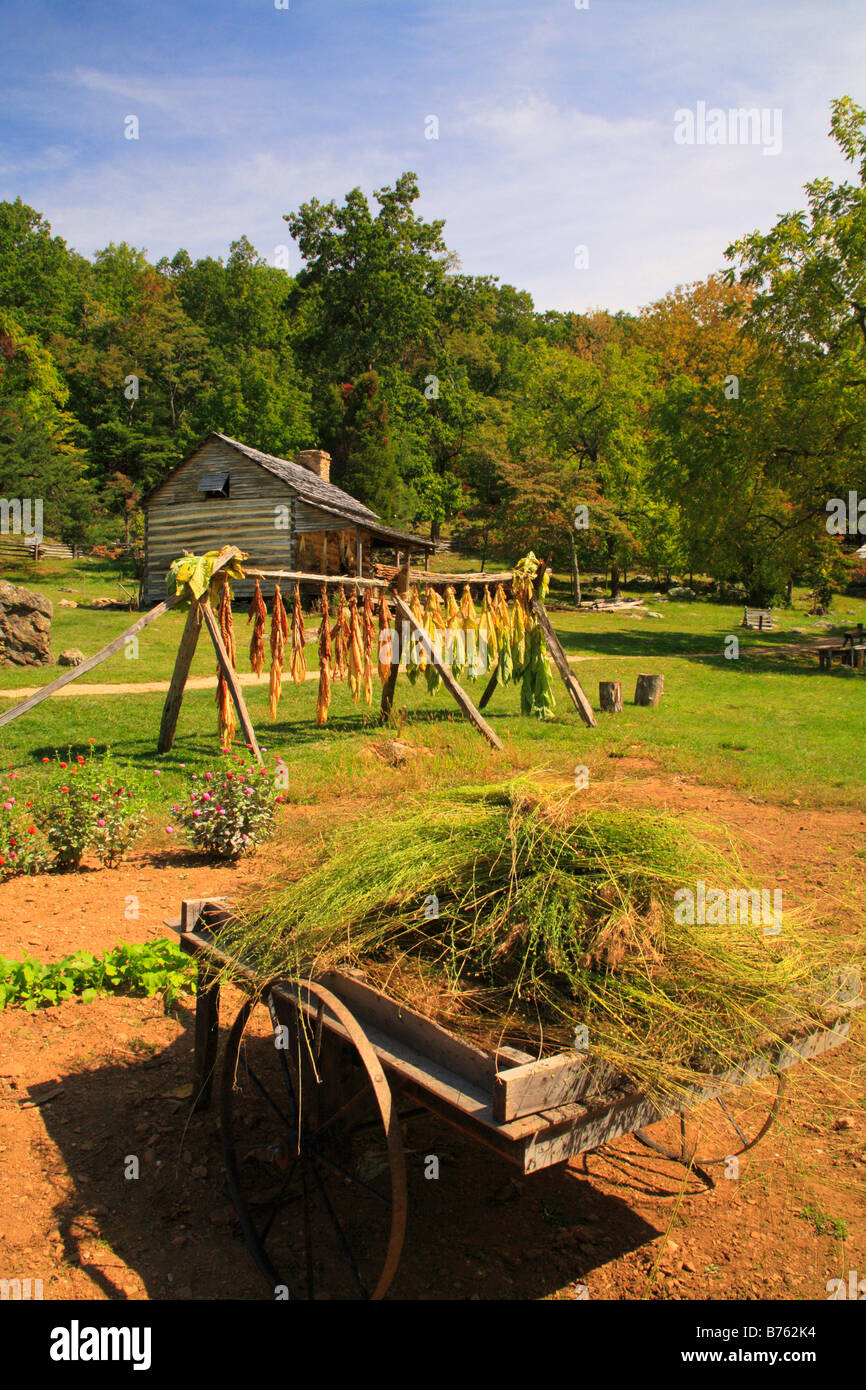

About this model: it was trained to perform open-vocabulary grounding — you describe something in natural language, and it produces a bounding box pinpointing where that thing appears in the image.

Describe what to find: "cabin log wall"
[143,439,371,603]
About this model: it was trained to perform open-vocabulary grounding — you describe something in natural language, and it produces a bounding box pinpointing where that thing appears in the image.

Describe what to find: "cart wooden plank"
[519,1017,852,1172]
[494,1051,623,1121]
[318,969,502,1093]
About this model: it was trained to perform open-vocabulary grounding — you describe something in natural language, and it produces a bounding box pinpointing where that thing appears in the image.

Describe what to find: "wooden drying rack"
[0,549,597,755]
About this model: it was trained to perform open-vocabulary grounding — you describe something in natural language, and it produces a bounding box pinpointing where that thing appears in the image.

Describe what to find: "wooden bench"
[818,623,866,670]
[742,607,774,631]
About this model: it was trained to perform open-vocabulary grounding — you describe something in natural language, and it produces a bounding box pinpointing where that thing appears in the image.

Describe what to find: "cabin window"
[198,471,230,499]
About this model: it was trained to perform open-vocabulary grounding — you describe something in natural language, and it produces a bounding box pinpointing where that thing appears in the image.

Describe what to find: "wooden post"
[192,964,221,1112]
[157,601,204,752]
[381,558,412,720]
[478,666,499,711]
[391,592,503,751]
[355,527,363,578]
[634,673,664,707]
[599,680,623,713]
[200,600,265,766]
[530,597,596,728]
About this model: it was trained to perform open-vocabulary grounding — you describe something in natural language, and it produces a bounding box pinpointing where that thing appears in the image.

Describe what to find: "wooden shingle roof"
[144,432,433,550]
[213,433,379,526]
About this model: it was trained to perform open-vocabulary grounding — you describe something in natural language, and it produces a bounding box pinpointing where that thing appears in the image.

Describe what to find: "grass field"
[1,555,864,814]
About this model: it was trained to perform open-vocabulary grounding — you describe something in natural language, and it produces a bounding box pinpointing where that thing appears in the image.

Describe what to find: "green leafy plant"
[0,939,195,1011]
[177,759,280,859]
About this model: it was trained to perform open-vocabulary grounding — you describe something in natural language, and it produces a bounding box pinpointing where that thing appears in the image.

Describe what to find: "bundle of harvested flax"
[214,780,857,1103]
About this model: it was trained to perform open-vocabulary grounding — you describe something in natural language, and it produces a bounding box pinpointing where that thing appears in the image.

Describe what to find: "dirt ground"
[0,764,863,1301]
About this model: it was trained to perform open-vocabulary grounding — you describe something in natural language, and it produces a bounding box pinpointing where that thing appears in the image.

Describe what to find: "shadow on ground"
[33,999,669,1300]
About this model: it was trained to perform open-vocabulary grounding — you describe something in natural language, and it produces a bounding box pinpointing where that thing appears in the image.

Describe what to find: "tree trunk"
[606,537,620,599]
[634,673,664,707]
[599,680,623,713]
[568,530,581,606]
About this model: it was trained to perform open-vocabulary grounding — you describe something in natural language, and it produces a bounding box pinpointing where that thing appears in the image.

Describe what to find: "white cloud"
[8,2,866,312]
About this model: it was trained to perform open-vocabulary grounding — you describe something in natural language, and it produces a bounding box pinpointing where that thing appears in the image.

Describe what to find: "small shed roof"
[145,432,433,551]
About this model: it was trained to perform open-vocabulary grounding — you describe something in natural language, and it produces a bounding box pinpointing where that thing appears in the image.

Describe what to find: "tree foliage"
[0,102,864,603]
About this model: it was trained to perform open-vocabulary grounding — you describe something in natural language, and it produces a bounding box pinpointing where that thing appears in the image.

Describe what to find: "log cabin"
[141,431,433,604]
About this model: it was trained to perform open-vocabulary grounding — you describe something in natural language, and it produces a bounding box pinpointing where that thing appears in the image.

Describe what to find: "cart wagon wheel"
[633,1071,785,1173]
[221,980,407,1300]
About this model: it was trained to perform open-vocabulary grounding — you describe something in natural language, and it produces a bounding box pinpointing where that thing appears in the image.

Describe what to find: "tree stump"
[634,673,664,707]
[599,680,623,713]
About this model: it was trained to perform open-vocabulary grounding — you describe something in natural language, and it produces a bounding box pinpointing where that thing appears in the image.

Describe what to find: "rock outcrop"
[0,581,52,666]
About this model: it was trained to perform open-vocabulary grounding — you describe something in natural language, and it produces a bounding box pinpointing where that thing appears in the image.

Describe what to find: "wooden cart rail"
[168,898,857,1177]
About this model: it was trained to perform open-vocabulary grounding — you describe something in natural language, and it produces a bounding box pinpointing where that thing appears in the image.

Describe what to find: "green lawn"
[1,557,864,813]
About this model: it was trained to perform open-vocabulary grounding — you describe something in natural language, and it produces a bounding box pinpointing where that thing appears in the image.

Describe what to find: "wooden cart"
[167,897,859,1301]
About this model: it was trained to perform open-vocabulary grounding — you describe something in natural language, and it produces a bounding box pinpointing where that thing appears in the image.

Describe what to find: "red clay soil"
[0,772,863,1301]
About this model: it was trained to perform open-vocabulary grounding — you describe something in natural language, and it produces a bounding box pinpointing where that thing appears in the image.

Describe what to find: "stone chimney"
[295,449,331,483]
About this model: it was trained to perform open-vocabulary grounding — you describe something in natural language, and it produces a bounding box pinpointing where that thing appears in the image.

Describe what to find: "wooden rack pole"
[0,545,244,732]
[478,667,500,711]
[531,597,596,728]
[0,596,181,729]
[374,568,513,589]
[199,601,265,767]
[246,569,387,591]
[390,593,503,751]
[157,601,204,753]
[381,561,410,719]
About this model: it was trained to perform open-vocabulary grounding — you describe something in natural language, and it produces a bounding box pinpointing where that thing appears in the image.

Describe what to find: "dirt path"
[0,671,320,699]
[0,636,838,699]
[0,776,862,1301]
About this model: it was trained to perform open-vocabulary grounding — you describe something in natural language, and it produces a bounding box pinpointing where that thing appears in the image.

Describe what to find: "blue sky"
[2,0,865,313]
